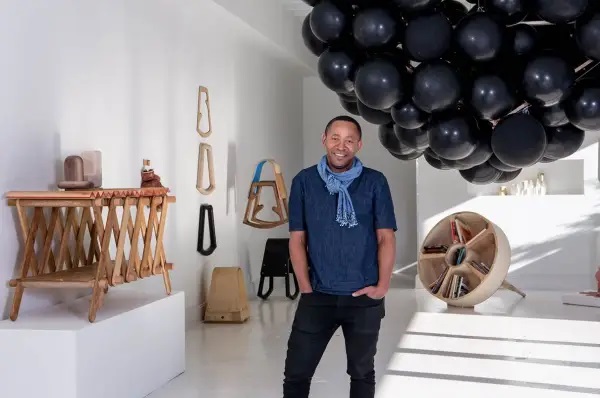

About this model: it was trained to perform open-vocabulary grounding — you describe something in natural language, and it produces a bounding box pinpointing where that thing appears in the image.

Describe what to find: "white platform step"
[0,290,185,398]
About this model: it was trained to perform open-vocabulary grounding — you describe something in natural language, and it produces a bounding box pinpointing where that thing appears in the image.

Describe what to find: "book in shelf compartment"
[443,274,469,299]
[423,244,448,254]
[429,266,449,294]
[469,260,490,275]
[451,216,474,244]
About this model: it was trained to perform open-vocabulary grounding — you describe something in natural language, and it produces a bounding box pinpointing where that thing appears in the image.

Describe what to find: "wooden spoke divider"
[243,159,289,229]
[5,187,176,322]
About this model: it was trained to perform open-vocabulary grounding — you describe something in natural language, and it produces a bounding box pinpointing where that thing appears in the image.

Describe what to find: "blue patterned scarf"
[317,155,363,228]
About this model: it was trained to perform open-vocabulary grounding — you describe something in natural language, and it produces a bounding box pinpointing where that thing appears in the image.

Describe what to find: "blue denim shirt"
[288,165,397,295]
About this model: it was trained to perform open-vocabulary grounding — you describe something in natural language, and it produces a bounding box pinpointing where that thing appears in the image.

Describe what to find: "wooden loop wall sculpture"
[5,187,176,322]
[418,211,525,308]
[196,143,215,195]
[197,204,217,256]
[196,85,212,138]
[243,159,288,229]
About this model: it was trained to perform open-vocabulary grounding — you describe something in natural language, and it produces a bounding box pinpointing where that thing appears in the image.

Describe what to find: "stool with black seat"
[257,238,299,300]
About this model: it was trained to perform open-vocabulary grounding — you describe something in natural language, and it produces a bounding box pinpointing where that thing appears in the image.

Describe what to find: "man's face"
[322,121,362,172]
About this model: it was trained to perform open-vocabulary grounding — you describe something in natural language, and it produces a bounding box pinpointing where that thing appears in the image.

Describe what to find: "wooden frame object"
[243,159,289,229]
[417,211,525,308]
[5,187,176,322]
[196,86,212,138]
[196,143,215,195]
[204,266,250,323]
[197,203,217,256]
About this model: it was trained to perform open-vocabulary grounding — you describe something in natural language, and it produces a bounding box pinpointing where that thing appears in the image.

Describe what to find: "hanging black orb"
[424,150,451,170]
[404,12,452,62]
[460,162,503,185]
[317,48,356,93]
[534,0,589,24]
[488,154,520,171]
[575,13,600,61]
[389,149,425,160]
[302,13,328,56]
[544,124,585,160]
[354,58,404,110]
[359,101,393,125]
[529,102,569,127]
[469,74,517,121]
[428,113,479,160]
[491,113,547,168]
[378,123,414,155]
[353,8,399,49]
[511,24,538,56]
[454,13,505,63]
[339,97,360,116]
[394,124,430,151]
[522,54,575,106]
[310,1,350,43]
[496,169,522,183]
[391,0,443,12]
[487,0,528,25]
[412,60,462,113]
[564,78,600,131]
[391,101,430,129]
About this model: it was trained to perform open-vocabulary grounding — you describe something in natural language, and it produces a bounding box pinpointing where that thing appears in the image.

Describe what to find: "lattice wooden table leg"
[9,283,25,321]
[153,197,171,294]
[89,280,107,323]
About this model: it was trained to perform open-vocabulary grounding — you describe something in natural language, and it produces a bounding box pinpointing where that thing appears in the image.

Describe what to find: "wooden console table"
[5,188,176,322]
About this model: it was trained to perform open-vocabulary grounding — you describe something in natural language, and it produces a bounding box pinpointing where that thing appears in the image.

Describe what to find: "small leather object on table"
[58,155,93,190]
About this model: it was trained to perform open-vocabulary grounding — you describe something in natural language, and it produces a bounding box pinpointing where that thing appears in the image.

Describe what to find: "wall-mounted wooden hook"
[196,86,212,138]
[197,143,216,195]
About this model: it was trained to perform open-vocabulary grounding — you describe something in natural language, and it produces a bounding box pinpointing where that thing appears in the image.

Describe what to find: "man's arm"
[289,231,312,293]
[376,228,396,291]
[287,173,312,293]
[353,173,397,298]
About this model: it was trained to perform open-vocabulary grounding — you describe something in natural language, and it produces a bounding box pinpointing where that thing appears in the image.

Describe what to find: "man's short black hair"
[324,115,362,139]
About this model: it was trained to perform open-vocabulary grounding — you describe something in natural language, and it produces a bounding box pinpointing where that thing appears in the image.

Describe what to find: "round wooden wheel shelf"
[418,211,525,308]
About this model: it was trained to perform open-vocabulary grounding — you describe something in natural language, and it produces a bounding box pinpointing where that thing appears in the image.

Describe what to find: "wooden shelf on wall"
[418,211,524,307]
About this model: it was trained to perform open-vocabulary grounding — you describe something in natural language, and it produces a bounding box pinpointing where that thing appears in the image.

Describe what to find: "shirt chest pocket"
[351,192,373,219]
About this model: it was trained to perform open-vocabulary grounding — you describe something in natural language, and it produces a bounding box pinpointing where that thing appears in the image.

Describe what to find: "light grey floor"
[147,276,600,398]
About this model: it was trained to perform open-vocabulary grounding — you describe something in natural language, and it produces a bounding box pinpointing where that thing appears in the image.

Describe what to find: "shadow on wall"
[506,203,600,291]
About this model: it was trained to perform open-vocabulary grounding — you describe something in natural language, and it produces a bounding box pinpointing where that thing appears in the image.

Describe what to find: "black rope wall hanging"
[197,204,217,256]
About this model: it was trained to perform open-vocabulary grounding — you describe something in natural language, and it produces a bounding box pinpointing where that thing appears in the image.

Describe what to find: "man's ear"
[321,132,327,145]
[357,139,363,152]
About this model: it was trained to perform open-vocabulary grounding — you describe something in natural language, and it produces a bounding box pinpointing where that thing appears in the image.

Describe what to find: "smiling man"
[282,115,397,398]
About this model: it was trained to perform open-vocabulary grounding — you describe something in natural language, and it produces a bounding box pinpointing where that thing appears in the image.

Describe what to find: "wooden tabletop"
[5,187,172,200]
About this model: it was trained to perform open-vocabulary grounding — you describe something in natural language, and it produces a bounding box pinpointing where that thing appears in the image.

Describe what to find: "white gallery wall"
[302,77,418,269]
[0,0,307,321]
[416,134,600,291]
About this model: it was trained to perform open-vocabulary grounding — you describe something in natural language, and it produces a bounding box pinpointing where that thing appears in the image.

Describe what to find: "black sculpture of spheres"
[300,0,598,185]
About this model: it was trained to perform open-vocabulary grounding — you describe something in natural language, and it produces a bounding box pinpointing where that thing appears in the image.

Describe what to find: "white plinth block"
[0,290,185,398]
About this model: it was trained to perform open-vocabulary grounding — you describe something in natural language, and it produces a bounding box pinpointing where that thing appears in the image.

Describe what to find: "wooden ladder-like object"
[243,159,288,229]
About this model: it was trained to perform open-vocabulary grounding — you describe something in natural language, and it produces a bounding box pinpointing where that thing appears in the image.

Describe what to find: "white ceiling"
[280,0,312,17]
[279,0,476,18]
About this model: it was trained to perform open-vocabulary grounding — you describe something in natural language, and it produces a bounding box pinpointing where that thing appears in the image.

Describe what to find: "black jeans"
[282,291,385,398]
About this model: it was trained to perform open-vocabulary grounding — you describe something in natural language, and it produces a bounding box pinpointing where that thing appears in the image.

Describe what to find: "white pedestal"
[0,290,185,398]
